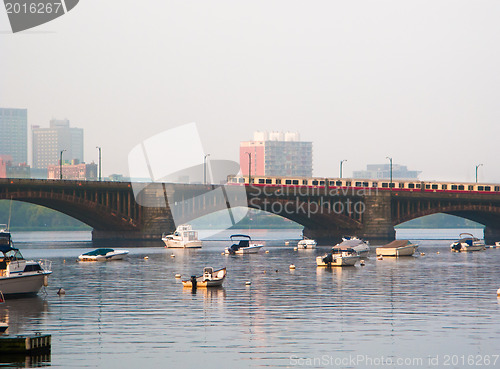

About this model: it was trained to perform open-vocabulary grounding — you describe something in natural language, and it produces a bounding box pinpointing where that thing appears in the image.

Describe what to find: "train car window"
[239,178,245,183]
[382,183,388,188]
[266,179,272,184]
[292,180,299,185]
[485,186,491,191]
[399,183,404,188]
[451,185,457,190]
[495,186,500,192]
[478,186,484,191]
[302,180,308,185]
[336,181,342,186]
[432,184,438,190]
[442,184,447,190]
[285,180,292,185]
[319,181,324,185]
[258,179,265,184]
[461,185,468,191]
[408,183,415,189]
[345,181,352,186]
[416,184,421,188]
[312,180,319,186]
[425,184,431,189]
[363,182,369,187]
[372,182,378,187]
[276,179,281,184]
[389,183,395,188]
[355,182,362,187]
[329,181,335,186]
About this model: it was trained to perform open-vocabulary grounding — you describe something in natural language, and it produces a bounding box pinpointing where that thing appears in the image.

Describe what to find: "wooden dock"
[0,333,51,354]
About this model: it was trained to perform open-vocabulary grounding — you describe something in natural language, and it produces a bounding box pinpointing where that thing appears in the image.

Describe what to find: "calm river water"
[1,229,500,369]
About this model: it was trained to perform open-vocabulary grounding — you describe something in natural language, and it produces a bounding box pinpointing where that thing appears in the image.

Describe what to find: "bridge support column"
[357,193,395,243]
[483,227,500,245]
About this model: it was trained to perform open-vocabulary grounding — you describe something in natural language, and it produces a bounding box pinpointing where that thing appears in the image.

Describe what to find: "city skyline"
[1,2,499,183]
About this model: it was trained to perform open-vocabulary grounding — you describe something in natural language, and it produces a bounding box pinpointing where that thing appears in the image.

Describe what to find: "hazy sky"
[1,1,499,182]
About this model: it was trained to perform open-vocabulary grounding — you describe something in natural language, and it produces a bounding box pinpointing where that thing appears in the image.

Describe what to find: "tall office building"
[0,108,28,165]
[32,119,84,170]
[240,131,313,177]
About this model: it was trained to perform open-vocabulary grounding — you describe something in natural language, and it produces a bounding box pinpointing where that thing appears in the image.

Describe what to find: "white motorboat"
[0,227,52,296]
[297,238,317,249]
[225,234,264,254]
[182,267,226,288]
[334,237,370,257]
[78,248,129,262]
[450,233,485,252]
[376,240,419,257]
[316,247,360,267]
[162,224,202,248]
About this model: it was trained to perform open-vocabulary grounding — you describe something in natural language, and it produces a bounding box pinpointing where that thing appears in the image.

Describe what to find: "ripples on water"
[1,231,500,368]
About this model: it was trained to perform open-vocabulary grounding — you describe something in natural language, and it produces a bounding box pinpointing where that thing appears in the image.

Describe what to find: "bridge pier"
[483,227,500,245]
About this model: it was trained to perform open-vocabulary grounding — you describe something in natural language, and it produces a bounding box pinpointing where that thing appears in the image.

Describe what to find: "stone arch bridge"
[1,178,500,244]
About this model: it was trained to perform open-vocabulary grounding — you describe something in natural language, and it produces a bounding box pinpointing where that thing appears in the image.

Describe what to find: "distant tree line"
[0,200,90,231]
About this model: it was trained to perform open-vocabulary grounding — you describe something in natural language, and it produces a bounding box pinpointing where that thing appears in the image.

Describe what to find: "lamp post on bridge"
[340,159,347,178]
[59,149,66,180]
[475,164,483,183]
[204,154,210,184]
[386,157,393,190]
[246,152,252,184]
[96,146,102,181]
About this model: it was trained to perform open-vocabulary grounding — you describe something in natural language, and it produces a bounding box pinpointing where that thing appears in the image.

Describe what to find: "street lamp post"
[246,152,252,184]
[204,154,210,184]
[96,146,102,181]
[60,149,66,180]
[386,157,393,189]
[340,159,347,178]
[475,164,483,183]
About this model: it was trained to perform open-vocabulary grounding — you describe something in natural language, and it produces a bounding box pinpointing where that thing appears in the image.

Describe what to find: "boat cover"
[0,245,16,254]
[335,239,365,248]
[83,248,114,256]
[379,240,413,248]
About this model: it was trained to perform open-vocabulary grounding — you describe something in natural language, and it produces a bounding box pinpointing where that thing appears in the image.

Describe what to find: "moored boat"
[225,234,263,254]
[376,240,418,257]
[162,224,202,248]
[0,226,52,296]
[78,248,129,262]
[182,267,226,288]
[316,248,360,267]
[334,237,370,257]
[450,233,485,252]
[297,238,317,249]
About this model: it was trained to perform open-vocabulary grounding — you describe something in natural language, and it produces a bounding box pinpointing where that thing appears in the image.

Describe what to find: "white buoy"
[360,260,365,266]
[289,264,296,270]
[170,254,175,258]
[57,287,66,295]
[285,241,289,245]
[43,275,49,287]
[175,274,181,279]
[497,288,500,296]
[420,252,425,256]
[293,247,298,251]
[265,250,270,254]
[377,255,383,260]
[246,281,252,286]
[144,256,149,260]
[437,251,440,254]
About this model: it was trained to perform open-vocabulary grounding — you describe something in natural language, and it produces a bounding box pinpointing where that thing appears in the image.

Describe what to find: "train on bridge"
[228,175,500,194]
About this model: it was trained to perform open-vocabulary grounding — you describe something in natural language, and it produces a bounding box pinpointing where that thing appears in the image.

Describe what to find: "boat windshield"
[1,248,24,260]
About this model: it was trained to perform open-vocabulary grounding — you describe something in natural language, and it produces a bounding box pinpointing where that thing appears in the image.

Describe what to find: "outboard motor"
[451,243,462,252]
[190,275,197,291]
[322,253,333,264]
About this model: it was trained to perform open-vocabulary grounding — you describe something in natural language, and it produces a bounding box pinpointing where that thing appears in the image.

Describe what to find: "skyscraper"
[0,108,28,165]
[240,131,313,177]
[32,119,84,170]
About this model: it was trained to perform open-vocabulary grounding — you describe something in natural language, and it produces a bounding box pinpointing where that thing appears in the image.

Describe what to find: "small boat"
[334,237,370,257]
[78,248,129,262]
[0,226,52,296]
[316,248,360,267]
[225,234,263,254]
[297,238,317,249]
[450,233,485,252]
[376,240,419,257]
[182,267,226,288]
[162,224,202,248]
